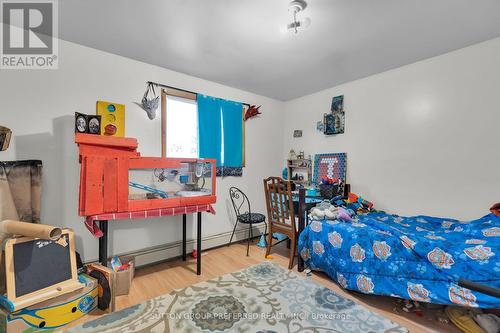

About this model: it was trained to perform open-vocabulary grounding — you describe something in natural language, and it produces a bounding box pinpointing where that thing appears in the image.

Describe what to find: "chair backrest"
[229,187,251,218]
[263,177,297,234]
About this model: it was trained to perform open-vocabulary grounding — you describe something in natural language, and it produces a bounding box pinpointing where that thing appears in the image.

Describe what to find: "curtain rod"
[147,81,251,108]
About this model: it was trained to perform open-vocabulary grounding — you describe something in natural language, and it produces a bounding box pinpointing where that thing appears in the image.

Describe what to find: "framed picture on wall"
[323,113,336,135]
[313,152,347,190]
[330,95,345,134]
[331,95,344,112]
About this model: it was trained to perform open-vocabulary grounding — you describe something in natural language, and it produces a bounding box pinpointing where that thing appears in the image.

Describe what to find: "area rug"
[67,262,407,333]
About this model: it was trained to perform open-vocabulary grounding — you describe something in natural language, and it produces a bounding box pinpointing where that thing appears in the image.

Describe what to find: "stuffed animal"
[347,192,373,209]
[308,201,352,222]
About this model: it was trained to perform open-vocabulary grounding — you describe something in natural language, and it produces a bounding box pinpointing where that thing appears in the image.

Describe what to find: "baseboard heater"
[88,224,266,268]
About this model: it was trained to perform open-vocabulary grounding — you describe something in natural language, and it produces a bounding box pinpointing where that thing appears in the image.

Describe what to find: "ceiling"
[58,0,500,101]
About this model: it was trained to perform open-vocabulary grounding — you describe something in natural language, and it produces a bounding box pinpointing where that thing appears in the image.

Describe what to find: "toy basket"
[319,184,340,199]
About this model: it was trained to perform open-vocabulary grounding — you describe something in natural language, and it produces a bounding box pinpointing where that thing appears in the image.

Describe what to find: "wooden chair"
[263,177,297,269]
[228,187,267,256]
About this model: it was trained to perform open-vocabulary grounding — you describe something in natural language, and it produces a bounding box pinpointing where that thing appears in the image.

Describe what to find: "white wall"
[283,37,500,220]
[0,39,284,261]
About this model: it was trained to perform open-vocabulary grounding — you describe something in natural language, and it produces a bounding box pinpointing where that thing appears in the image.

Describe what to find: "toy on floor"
[273,232,288,242]
[0,274,97,332]
[1,227,84,312]
[86,263,115,313]
[257,233,267,248]
[445,306,486,333]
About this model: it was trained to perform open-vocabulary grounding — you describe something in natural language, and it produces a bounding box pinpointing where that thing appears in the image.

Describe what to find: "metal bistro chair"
[228,187,267,256]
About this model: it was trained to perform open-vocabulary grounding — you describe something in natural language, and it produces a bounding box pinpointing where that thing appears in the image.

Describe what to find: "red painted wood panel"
[78,157,87,216]
[116,157,129,212]
[103,158,118,212]
[84,156,105,215]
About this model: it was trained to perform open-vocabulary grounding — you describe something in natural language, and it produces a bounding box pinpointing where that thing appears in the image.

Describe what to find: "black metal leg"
[228,219,239,247]
[98,220,108,266]
[246,223,252,256]
[182,214,187,261]
[250,222,254,243]
[197,212,202,275]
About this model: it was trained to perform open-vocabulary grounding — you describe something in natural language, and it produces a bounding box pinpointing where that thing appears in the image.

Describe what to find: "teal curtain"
[221,99,243,167]
[197,95,243,169]
[197,95,222,167]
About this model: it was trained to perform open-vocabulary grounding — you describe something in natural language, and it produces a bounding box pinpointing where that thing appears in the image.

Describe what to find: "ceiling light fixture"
[287,0,311,34]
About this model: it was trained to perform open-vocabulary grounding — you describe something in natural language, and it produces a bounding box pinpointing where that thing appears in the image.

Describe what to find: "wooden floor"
[67,241,462,333]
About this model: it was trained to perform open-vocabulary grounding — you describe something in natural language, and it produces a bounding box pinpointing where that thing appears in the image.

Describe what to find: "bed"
[298,211,500,308]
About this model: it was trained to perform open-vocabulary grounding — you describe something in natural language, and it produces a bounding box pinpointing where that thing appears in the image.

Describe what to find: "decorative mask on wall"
[244,105,262,121]
[140,82,159,120]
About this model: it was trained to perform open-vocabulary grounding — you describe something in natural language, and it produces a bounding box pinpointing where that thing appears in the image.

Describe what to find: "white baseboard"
[111,224,267,268]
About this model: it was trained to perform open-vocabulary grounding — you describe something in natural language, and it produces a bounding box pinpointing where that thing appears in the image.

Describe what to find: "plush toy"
[348,192,373,209]
[321,176,342,185]
[337,207,352,221]
[308,200,352,222]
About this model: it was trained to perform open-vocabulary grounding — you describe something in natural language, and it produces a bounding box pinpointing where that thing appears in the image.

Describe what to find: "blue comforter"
[298,212,500,308]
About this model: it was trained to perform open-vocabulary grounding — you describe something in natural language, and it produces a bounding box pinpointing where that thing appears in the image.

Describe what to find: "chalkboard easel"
[3,229,84,311]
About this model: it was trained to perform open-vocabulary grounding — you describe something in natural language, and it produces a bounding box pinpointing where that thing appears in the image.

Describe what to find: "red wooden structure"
[75,133,216,216]
[75,133,216,275]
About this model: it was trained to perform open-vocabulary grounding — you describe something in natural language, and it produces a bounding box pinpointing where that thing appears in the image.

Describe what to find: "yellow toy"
[96,101,125,137]
[0,274,97,332]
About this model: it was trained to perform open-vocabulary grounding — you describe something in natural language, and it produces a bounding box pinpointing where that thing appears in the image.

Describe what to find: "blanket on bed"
[298,211,500,308]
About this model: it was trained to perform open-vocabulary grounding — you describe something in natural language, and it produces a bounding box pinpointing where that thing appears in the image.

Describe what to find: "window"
[165,95,198,158]
[161,89,244,171]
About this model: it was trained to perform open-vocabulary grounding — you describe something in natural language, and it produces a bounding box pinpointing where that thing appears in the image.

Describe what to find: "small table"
[84,204,215,275]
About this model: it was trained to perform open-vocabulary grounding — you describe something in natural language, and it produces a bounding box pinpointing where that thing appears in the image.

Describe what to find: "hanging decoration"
[244,105,262,121]
[140,82,159,120]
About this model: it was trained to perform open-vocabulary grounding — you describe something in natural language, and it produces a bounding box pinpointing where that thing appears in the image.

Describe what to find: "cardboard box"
[110,255,135,296]
[0,274,97,333]
[96,101,125,137]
